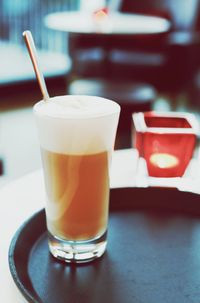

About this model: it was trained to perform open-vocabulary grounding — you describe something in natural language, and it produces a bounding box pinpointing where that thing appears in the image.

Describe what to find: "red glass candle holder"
[132,111,199,177]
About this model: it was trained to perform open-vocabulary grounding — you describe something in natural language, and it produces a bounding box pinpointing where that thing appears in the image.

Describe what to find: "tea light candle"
[133,111,198,177]
[93,8,108,21]
[150,153,179,169]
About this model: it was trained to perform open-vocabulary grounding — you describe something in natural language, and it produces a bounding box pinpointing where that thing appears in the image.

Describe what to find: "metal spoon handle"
[23,30,50,101]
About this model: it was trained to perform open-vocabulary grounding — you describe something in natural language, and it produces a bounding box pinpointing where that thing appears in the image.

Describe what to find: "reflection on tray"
[111,149,200,194]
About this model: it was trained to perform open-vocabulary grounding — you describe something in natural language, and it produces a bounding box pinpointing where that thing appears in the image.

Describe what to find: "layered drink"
[34,95,120,263]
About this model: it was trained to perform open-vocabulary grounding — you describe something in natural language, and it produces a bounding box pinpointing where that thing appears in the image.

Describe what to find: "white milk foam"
[34,95,120,155]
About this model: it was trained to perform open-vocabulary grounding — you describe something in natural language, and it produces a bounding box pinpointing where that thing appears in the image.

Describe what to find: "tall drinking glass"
[34,95,120,263]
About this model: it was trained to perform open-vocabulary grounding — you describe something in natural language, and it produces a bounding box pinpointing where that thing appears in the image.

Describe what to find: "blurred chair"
[108,0,200,106]
[68,33,108,79]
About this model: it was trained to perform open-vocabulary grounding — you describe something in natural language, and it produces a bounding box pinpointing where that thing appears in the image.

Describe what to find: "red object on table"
[132,111,198,177]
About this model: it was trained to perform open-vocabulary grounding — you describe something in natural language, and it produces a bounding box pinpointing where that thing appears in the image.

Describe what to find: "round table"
[1,149,200,302]
[44,11,171,35]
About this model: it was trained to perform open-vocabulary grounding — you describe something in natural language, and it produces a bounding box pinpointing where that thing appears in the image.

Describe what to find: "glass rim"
[33,95,121,120]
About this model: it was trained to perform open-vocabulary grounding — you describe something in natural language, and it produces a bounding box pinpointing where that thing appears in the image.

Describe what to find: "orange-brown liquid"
[41,149,109,241]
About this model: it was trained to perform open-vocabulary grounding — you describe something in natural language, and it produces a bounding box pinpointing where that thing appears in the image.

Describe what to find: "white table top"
[0,42,71,85]
[1,148,200,302]
[44,11,171,35]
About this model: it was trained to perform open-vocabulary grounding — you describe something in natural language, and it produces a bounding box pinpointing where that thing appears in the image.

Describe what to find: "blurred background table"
[44,11,171,34]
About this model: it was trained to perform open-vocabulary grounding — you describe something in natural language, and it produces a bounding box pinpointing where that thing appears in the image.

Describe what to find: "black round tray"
[9,187,200,303]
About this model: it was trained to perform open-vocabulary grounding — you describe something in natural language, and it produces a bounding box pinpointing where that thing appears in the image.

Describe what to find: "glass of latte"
[34,95,120,263]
